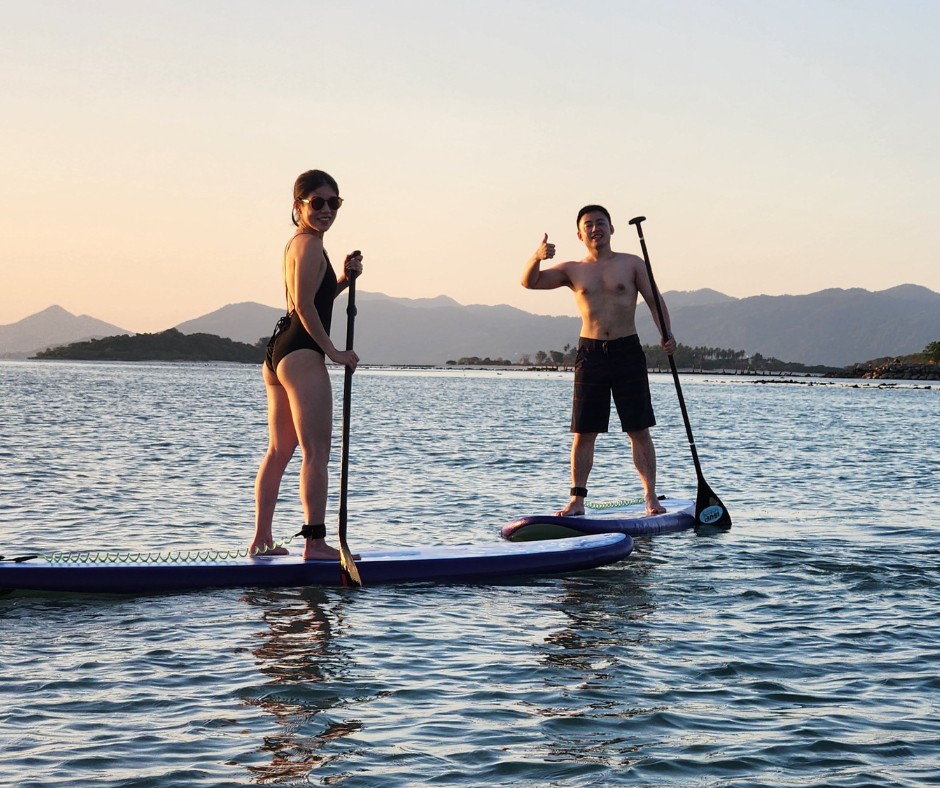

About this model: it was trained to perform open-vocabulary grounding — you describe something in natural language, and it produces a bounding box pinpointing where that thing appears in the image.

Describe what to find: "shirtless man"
[521,205,677,516]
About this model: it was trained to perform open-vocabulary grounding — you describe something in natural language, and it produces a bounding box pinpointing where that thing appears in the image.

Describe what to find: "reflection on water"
[540,542,657,670]
[240,587,364,784]
[528,546,661,771]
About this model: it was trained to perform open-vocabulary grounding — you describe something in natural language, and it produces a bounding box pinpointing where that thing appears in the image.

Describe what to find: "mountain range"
[2,285,938,367]
[0,306,132,360]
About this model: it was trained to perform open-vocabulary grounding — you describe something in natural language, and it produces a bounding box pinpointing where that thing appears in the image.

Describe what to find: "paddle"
[628,217,732,532]
[337,252,363,586]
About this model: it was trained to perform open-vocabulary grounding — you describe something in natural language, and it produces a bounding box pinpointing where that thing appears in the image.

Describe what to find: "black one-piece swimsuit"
[264,247,337,371]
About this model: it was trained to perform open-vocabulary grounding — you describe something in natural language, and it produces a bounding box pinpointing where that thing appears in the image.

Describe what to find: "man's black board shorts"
[571,334,656,434]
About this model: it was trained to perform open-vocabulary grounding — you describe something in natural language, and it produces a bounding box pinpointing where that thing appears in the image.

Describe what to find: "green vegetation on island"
[34,329,265,363]
[32,329,940,378]
[448,343,836,374]
[922,341,940,363]
[449,340,940,380]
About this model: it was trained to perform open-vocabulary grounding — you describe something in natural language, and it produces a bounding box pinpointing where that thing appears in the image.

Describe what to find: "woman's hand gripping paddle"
[628,218,732,533]
[338,251,363,586]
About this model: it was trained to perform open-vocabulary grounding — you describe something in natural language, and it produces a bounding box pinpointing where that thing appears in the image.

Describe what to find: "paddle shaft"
[628,217,705,479]
[338,263,361,585]
[628,217,731,530]
[338,276,355,534]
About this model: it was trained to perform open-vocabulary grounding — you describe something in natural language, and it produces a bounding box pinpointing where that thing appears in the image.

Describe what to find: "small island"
[32,331,939,380]
[34,328,265,363]
[448,341,940,380]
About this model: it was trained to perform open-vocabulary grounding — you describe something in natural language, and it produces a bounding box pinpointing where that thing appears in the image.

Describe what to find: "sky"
[2,0,938,332]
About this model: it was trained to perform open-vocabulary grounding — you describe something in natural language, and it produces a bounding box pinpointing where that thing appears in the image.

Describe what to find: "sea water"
[0,360,938,787]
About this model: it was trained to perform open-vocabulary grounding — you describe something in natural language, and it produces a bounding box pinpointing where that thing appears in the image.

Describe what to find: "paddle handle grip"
[343,250,361,350]
[628,217,669,344]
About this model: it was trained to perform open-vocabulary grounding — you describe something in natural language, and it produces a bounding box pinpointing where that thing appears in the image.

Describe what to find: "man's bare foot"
[555,498,585,517]
[249,541,289,557]
[646,494,666,515]
[303,539,361,561]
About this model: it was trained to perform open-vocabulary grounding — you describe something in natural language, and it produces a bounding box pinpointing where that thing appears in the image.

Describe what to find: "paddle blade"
[694,480,732,533]
[339,543,362,588]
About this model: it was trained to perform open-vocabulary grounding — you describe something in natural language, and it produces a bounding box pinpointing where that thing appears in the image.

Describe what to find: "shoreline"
[440,364,936,387]
[5,357,937,384]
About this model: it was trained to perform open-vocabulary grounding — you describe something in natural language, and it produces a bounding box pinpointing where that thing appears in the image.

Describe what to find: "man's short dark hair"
[577,204,611,227]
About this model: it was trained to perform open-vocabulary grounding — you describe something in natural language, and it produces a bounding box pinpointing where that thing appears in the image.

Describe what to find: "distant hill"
[633,284,940,366]
[175,301,284,345]
[175,296,582,365]
[179,286,939,367]
[34,329,263,363]
[5,285,939,367]
[173,293,489,347]
[0,305,131,358]
[655,288,736,308]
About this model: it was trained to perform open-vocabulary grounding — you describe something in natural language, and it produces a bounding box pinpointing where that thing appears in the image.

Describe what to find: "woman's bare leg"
[250,363,297,555]
[277,350,345,560]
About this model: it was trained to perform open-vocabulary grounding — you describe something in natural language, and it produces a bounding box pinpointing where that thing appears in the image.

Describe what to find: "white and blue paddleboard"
[501,498,695,542]
[0,533,633,595]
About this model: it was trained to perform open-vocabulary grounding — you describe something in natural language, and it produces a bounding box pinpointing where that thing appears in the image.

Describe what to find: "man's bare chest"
[573,265,638,301]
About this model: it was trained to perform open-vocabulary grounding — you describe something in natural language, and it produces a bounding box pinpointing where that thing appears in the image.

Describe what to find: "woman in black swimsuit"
[250,170,363,559]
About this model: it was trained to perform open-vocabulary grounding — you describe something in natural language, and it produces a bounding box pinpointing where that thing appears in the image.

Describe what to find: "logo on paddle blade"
[699,506,724,524]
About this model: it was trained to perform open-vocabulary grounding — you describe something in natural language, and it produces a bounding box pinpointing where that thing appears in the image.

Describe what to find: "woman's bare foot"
[555,497,585,517]
[303,538,361,561]
[249,540,289,557]
[645,494,666,515]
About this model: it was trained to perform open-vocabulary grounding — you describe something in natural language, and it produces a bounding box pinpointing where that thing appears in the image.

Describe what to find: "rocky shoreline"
[841,360,939,381]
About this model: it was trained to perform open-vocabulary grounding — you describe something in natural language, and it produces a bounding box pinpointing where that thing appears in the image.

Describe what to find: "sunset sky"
[2,0,938,332]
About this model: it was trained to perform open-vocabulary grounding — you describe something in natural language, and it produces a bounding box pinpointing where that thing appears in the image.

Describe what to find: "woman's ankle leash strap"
[297,523,327,539]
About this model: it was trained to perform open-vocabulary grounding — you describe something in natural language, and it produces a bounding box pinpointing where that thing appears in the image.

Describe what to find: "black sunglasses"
[300,196,343,211]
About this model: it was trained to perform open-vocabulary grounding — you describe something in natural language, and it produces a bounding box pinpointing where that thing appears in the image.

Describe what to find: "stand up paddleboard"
[501,498,695,542]
[0,533,633,595]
